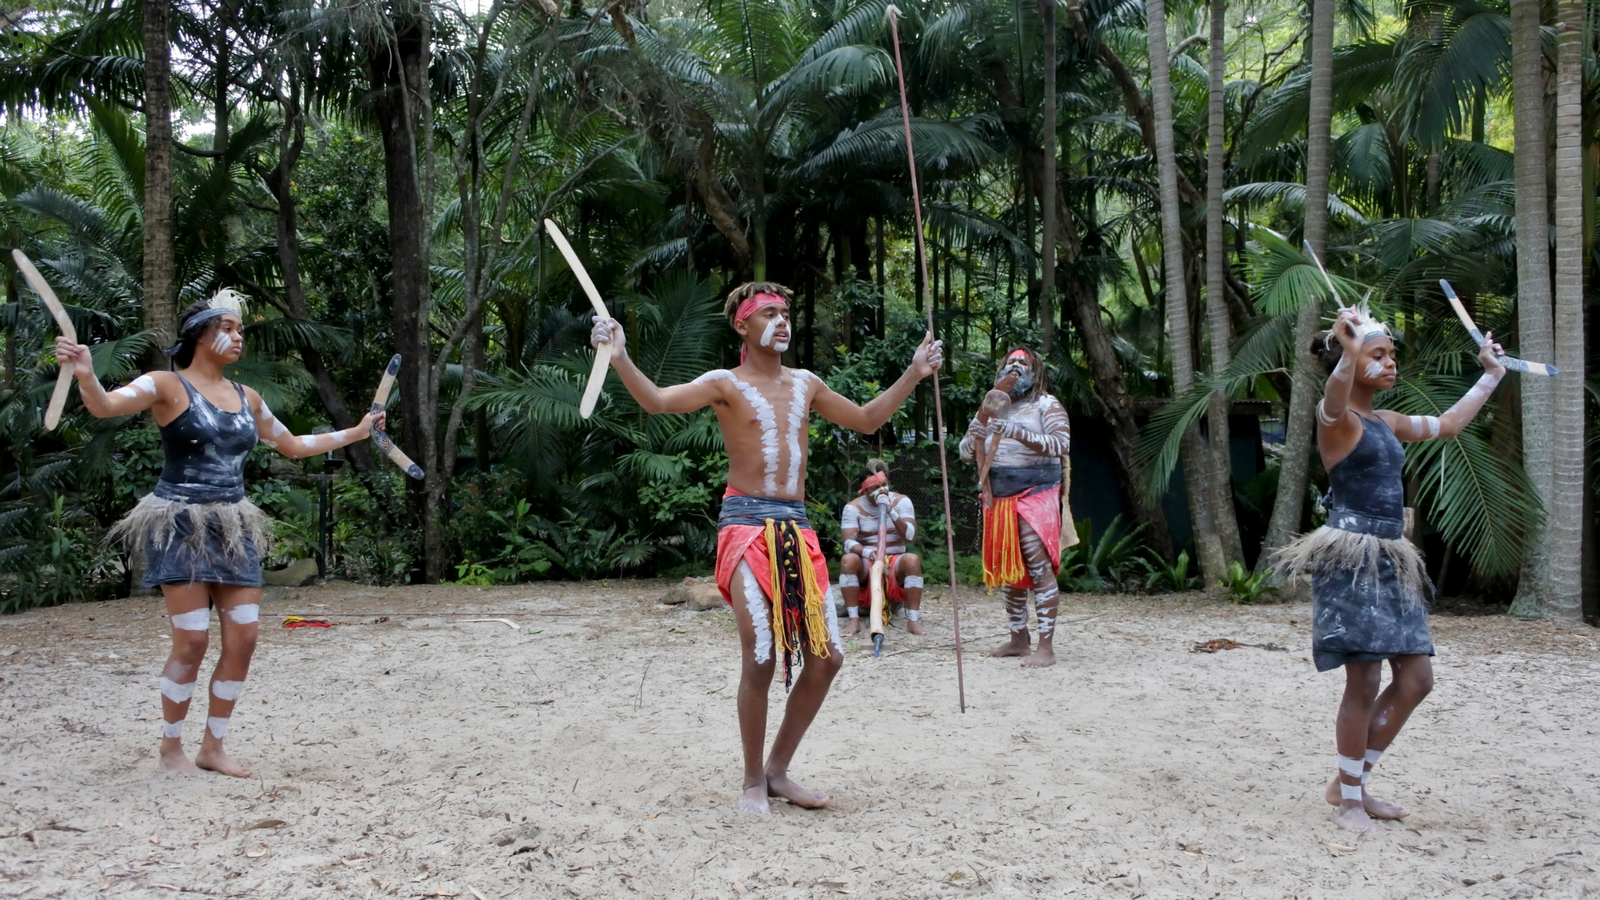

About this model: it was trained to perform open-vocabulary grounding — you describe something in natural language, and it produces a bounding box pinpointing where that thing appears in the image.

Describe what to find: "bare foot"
[195,744,254,779]
[159,743,199,775]
[1333,802,1379,834]
[905,619,927,635]
[986,634,1031,658]
[842,617,861,636]
[1325,777,1408,820]
[738,780,770,815]
[765,773,829,809]
[1021,646,1056,668]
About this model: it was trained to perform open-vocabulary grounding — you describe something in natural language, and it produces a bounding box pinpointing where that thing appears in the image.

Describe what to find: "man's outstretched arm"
[811,332,943,433]
[592,316,722,415]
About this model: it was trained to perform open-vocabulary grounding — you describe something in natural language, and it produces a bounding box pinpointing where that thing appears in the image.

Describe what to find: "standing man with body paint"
[1274,306,1505,833]
[589,281,942,814]
[54,290,384,777]
[838,459,926,637]
[959,347,1072,668]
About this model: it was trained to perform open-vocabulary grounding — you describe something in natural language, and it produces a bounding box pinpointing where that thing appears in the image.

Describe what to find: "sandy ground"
[2,581,1599,900]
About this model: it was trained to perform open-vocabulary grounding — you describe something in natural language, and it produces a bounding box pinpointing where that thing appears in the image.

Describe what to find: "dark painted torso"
[1326,414,1405,520]
[157,376,257,502]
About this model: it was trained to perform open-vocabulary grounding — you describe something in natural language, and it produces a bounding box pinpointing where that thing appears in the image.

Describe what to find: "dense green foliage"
[0,0,1593,611]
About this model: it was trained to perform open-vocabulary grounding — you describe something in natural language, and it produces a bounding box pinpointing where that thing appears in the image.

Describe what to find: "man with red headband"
[839,459,925,638]
[959,347,1073,668]
[590,281,942,814]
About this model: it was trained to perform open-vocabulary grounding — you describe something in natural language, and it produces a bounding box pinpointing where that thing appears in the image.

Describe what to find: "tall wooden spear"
[885,4,967,712]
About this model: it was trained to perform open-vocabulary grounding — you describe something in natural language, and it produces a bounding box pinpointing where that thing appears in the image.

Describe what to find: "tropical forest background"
[0,0,1594,619]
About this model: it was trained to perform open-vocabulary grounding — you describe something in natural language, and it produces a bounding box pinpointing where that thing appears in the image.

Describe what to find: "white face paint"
[160,677,196,703]
[169,608,210,631]
[226,604,259,625]
[1364,361,1384,380]
[211,680,245,701]
[783,371,809,494]
[207,717,229,739]
[759,318,780,348]
[211,330,234,355]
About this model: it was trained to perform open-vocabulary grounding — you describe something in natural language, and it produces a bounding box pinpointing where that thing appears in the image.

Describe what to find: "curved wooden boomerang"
[1437,280,1558,377]
[370,354,425,479]
[542,218,611,419]
[12,250,76,431]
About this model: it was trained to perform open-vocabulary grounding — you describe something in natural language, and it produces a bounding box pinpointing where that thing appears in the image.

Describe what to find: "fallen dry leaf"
[469,887,488,900]
[246,819,287,830]
[1321,841,1357,852]
[245,850,266,859]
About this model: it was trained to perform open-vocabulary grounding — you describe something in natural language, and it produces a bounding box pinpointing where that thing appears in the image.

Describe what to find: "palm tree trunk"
[141,0,175,368]
[1206,0,1243,565]
[1261,0,1334,568]
[1038,0,1057,353]
[1148,0,1225,580]
[1545,0,1586,619]
[1508,0,1556,617]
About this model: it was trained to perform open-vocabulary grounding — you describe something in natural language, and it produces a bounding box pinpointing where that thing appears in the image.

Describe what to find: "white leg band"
[161,720,183,739]
[838,574,859,587]
[1338,755,1365,778]
[225,604,259,625]
[1363,748,1383,783]
[846,607,859,618]
[902,575,924,589]
[169,608,211,631]
[207,717,229,739]
[906,609,920,621]
[1340,782,1363,801]
[159,678,196,703]
[211,680,245,701]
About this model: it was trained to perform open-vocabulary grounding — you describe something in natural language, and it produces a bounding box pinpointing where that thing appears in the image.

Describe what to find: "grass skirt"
[1273,514,1433,671]
[107,493,271,589]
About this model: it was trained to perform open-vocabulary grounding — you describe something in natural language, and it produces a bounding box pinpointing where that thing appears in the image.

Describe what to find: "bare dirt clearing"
[2,581,1598,899]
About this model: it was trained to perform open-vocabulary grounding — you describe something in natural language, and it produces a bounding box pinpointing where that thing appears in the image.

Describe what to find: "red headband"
[735,292,788,322]
[858,471,888,494]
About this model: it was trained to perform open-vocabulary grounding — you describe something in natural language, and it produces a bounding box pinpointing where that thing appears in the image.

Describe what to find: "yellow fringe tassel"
[983,496,1026,588]
[762,519,832,660]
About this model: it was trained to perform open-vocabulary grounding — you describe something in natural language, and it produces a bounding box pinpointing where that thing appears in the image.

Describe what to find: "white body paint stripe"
[226,604,259,625]
[207,717,229,739]
[1337,755,1365,778]
[211,331,233,355]
[161,721,183,739]
[694,371,780,494]
[738,561,773,665]
[838,574,859,586]
[211,680,245,701]
[160,678,196,703]
[783,371,809,494]
[1363,361,1383,380]
[902,575,924,589]
[759,318,779,348]
[1340,782,1363,800]
[169,608,210,631]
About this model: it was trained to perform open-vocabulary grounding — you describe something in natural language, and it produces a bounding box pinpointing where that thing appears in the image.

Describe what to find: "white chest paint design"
[784,371,811,495]
[694,369,782,494]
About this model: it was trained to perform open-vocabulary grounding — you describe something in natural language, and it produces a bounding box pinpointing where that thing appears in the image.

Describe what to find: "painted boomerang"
[1437,280,1558,377]
[369,354,425,479]
[542,218,611,419]
[12,250,76,430]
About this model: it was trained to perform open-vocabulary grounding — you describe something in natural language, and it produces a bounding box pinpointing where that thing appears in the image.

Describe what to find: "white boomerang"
[1437,280,1558,377]
[542,218,611,419]
[370,354,425,479]
[12,250,77,430]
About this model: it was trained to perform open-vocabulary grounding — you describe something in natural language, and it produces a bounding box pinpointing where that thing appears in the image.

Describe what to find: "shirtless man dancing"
[838,459,926,637]
[590,281,941,814]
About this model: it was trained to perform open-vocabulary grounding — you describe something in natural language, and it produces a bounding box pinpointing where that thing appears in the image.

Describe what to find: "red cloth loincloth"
[714,489,831,608]
[982,484,1062,589]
